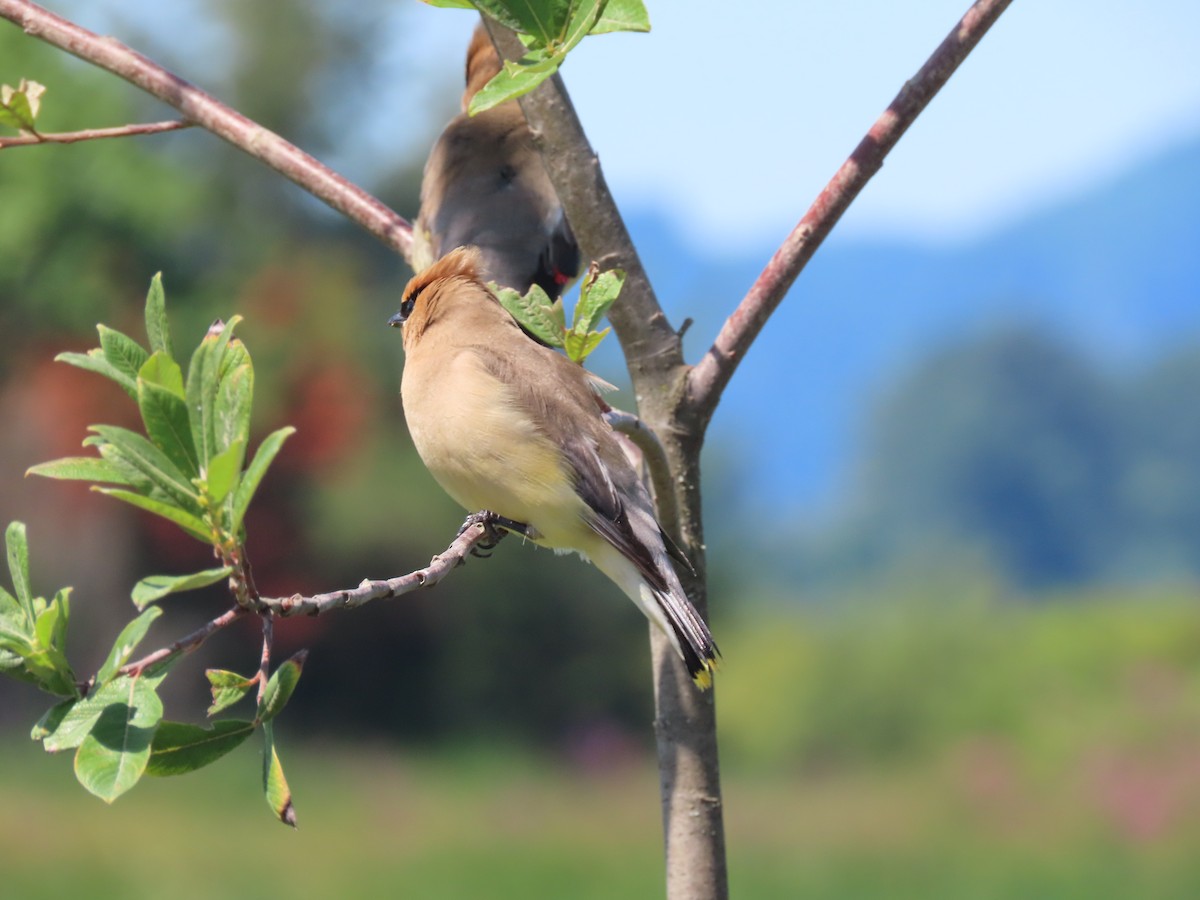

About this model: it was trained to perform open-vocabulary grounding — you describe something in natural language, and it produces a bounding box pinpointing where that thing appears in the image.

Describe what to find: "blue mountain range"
[617,137,1200,515]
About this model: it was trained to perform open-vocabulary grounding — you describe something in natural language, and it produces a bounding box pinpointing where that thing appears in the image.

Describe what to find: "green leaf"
[138,360,199,477]
[214,362,253,457]
[574,267,624,334]
[493,284,565,347]
[0,79,45,132]
[42,698,97,752]
[548,296,566,331]
[31,600,75,692]
[139,350,185,398]
[0,611,31,649]
[590,0,649,34]
[34,597,61,653]
[144,273,174,359]
[558,0,606,54]
[87,425,202,514]
[483,0,572,44]
[262,722,297,827]
[257,650,307,724]
[131,567,232,610]
[205,438,245,508]
[467,54,560,115]
[186,317,243,470]
[73,676,163,802]
[7,653,69,693]
[218,336,251,383]
[93,488,211,544]
[145,719,255,776]
[5,521,33,626]
[84,440,154,496]
[20,638,78,696]
[32,697,75,741]
[564,327,610,363]
[206,668,257,716]
[0,650,42,687]
[26,456,133,484]
[43,675,134,752]
[56,349,138,400]
[231,426,295,531]
[49,588,71,654]
[453,0,524,31]
[421,0,477,8]
[98,325,149,387]
[95,607,163,686]
[0,582,21,623]
[0,653,30,678]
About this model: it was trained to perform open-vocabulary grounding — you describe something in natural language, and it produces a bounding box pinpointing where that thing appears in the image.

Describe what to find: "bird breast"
[401,347,587,542]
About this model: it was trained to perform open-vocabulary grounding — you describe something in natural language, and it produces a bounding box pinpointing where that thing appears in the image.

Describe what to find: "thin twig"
[0,118,190,148]
[686,0,1014,427]
[264,519,501,616]
[116,519,497,678]
[605,408,680,541]
[0,0,412,260]
[124,605,247,679]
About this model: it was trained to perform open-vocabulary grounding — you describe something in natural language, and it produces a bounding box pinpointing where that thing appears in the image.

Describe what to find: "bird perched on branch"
[390,248,719,689]
[413,24,581,299]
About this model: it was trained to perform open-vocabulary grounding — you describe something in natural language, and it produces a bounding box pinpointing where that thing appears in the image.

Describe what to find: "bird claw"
[461,510,532,558]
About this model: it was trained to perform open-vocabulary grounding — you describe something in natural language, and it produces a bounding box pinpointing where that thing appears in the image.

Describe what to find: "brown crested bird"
[390,248,719,689]
[412,24,581,299]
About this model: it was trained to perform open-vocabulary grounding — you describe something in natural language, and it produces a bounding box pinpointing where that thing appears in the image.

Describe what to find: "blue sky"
[402,1,1200,252]
[67,2,1200,255]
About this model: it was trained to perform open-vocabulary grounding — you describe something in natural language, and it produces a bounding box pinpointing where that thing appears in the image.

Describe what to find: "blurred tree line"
[805,326,1200,591]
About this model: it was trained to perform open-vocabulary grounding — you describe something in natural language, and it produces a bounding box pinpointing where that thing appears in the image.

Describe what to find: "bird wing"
[472,342,671,591]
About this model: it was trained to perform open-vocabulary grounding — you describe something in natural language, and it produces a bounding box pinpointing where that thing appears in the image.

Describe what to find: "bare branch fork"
[116,517,502,684]
[0,117,190,148]
[685,0,1015,428]
[0,0,414,260]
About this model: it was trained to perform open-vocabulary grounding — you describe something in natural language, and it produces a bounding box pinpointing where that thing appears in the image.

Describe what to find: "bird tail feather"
[653,587,720,690]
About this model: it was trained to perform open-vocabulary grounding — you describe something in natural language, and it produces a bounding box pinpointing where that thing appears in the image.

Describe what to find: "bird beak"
[387,311,406,328]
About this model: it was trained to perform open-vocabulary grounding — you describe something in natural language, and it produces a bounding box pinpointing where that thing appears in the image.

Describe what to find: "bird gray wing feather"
[473,344,671,593]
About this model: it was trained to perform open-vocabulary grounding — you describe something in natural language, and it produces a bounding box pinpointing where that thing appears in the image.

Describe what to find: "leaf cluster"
[423,0,650,114]
[2,276,303,824]
[29,275,293,577]
[494,263,625,363]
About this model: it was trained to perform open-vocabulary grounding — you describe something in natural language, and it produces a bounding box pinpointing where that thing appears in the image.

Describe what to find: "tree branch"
[264,517,505,616]
[605,407,680,541]
[0,0,413,260]
[480,20,725,900]
[124,605,247,681]
[686,0,1014,428]
[0,117,191,148]
[118,519,499,680]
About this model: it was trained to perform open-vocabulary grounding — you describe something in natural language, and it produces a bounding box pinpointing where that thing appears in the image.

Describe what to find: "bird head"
[389,246,487,344]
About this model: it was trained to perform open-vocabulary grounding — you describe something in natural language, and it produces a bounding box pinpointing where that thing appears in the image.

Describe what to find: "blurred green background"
[4,2,1200,897]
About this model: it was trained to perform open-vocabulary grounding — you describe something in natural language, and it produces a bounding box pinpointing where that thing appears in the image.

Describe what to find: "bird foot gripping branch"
[460,510,537,558]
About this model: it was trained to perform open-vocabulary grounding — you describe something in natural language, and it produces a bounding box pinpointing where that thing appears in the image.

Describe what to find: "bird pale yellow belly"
[403,350,592,550]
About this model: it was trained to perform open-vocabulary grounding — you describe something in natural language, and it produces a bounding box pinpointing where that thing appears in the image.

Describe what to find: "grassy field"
[6,594,1200,897]
[5,737,1200,899]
